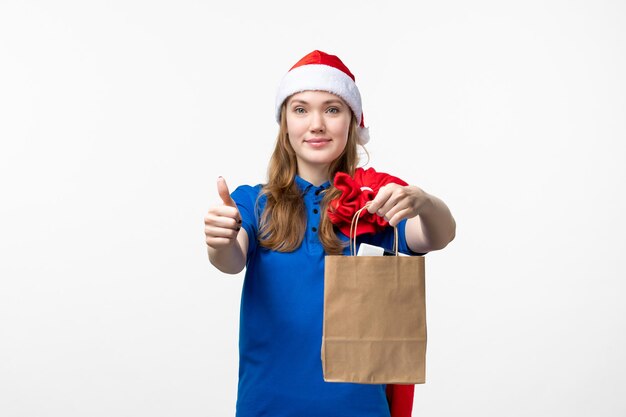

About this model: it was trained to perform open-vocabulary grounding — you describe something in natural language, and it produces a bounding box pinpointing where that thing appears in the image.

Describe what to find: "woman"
[205,50,455,417]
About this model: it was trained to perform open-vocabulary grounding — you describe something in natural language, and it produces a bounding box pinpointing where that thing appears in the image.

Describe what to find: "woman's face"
[285,90,352,177]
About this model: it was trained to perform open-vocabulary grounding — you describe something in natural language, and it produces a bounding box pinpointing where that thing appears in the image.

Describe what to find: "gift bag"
[321,207,427,384]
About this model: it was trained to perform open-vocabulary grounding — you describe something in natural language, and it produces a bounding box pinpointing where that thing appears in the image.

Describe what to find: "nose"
[309,110,325,133]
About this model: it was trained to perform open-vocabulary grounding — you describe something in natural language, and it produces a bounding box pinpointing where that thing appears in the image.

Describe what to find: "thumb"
[217,176,237,207]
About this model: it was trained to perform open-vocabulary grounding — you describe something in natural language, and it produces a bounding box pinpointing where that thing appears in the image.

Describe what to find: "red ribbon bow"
[328,167,408,237]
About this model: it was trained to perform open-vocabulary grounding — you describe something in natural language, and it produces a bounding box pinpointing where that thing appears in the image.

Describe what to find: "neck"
[297,164,330,187]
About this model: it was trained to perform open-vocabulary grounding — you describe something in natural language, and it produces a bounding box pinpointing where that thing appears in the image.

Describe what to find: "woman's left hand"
[366,184,431,227]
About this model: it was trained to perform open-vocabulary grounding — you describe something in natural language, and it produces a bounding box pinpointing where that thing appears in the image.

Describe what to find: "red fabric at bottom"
[385,384,415,417]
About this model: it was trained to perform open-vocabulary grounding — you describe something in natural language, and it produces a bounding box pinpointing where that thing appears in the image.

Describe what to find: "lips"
[305,138,331,143]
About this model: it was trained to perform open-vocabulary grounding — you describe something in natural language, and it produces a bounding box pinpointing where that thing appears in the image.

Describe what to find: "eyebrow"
[289,99,345,105]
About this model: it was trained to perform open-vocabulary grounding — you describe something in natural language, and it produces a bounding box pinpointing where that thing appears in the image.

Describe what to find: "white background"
[1,1,625,416]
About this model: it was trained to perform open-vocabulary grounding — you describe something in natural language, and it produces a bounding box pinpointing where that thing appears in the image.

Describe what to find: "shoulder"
[231,183,267,215]
[231,183,264,202]
[232,183,263,197]
[230,184,264,257]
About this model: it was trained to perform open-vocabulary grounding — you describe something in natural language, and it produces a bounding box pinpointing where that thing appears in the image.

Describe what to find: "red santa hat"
[275,50,370,144]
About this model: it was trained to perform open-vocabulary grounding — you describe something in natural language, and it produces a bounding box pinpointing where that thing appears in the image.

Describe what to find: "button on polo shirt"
[229,176,423,417]
[294,175,328,242]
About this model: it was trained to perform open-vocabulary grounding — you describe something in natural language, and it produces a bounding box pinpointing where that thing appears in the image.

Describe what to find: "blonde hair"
[257,102,366,255]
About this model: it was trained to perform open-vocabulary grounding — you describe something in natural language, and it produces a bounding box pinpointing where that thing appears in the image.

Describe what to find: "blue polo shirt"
[230,175,423,417]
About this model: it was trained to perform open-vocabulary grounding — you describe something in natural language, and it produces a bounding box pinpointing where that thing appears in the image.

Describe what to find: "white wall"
[1,1,624,416]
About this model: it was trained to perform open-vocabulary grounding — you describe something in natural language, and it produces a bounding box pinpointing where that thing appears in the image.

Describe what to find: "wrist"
[417,191,436,218]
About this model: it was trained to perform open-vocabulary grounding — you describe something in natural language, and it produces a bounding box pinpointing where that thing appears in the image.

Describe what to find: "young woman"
[205,50,456,417]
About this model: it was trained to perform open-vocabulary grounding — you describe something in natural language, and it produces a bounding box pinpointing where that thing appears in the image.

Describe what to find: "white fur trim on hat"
[275,64,363,130]
[358,126,370,145]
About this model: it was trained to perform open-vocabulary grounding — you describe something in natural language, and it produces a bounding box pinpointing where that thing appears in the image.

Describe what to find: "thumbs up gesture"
[204,177,243,249]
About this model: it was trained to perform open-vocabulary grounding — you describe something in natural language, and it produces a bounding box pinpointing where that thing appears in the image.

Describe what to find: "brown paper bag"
[321,208,427,384]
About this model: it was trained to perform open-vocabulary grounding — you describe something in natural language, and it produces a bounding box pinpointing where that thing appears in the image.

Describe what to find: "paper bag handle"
[349,204,399,257]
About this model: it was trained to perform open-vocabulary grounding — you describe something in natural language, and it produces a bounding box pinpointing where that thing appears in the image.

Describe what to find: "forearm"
[208,242,246,274]
[406,193,456,252]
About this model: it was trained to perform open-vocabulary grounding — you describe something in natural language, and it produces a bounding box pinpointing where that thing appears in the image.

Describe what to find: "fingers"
[205,224,239,239]
[366,184,394,215]
[212,176,242,224]
[204,214,242,249]
[388,207,413,227]
[384,199,411,224]
[217,177,237,208]
[367,184,419,226]
[206,177,243,249]
[204,211,241,230]
[377,193,402,217]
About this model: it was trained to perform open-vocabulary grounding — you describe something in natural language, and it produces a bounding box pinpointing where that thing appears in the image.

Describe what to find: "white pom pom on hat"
[275,50,370,145]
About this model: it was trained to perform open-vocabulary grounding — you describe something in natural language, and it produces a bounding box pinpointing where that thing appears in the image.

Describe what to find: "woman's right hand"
[204,177,242,250]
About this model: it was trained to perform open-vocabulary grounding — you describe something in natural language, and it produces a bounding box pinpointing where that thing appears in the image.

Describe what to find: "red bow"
[328,167,408,237]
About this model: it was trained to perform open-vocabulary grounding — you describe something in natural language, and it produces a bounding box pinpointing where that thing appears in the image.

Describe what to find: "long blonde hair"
[257,103,366,255]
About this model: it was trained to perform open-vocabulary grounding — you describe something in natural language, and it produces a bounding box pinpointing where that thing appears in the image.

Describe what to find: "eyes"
[293,106,341,115]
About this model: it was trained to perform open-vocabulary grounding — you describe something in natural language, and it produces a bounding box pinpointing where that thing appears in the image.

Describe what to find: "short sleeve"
[373,218,427,256]
[397,218,427,256]
[230,184,262,262]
